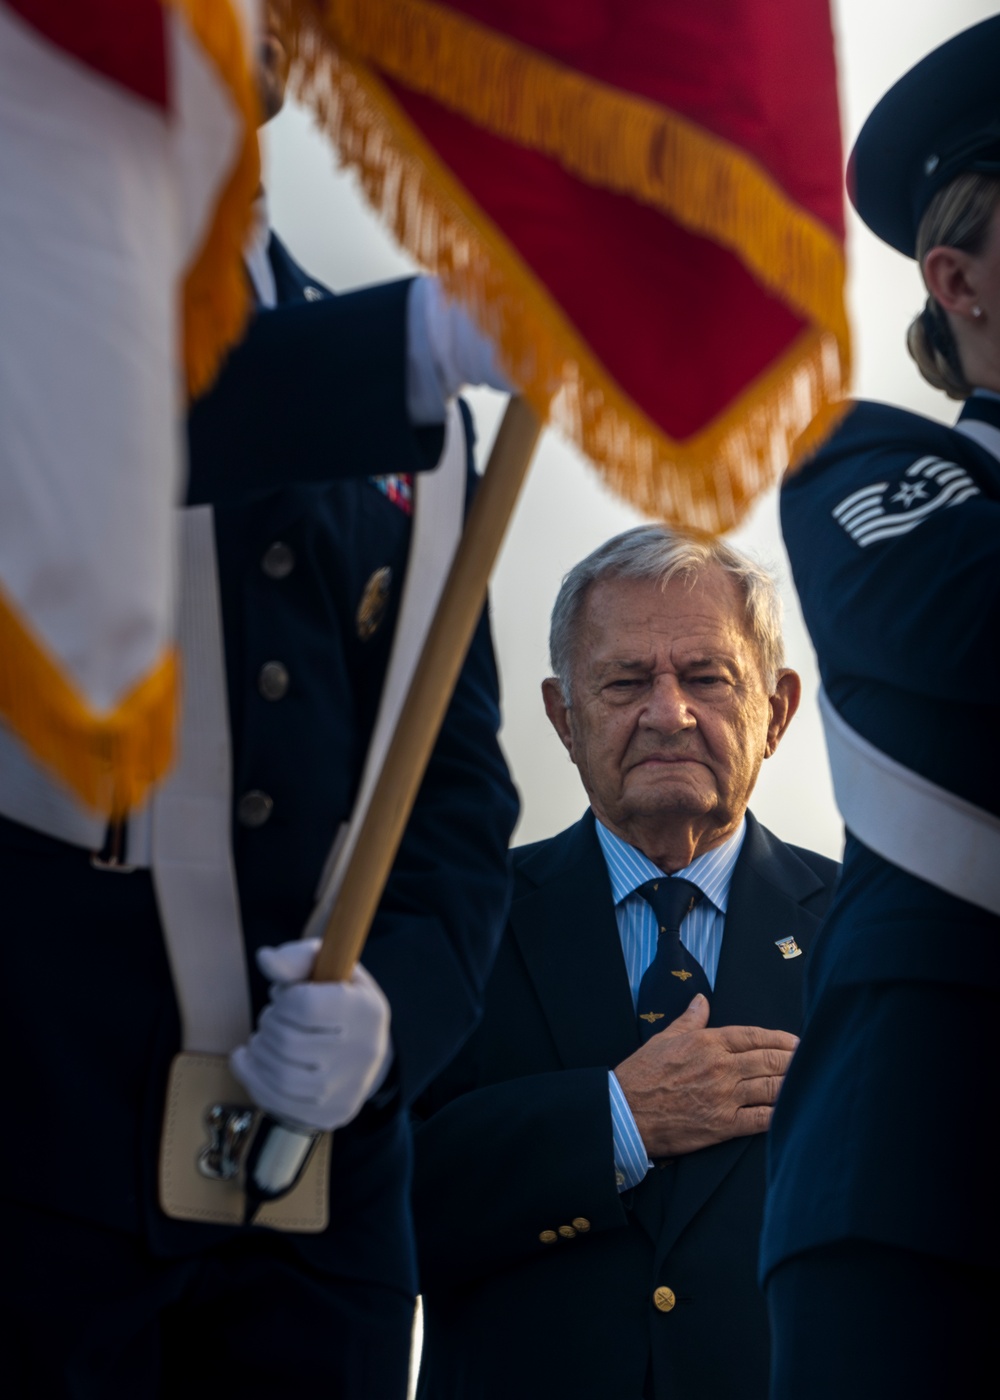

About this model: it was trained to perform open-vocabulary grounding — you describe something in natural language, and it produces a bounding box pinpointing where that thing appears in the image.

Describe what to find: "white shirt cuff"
[608,1070,652,1192]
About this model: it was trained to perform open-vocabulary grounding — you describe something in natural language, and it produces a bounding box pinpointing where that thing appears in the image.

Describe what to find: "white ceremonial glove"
[406,275,514,424]
[230,939,392,1133]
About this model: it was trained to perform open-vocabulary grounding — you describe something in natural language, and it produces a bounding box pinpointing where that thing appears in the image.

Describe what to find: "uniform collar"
[594,816,746,915]
[244,191,276,308]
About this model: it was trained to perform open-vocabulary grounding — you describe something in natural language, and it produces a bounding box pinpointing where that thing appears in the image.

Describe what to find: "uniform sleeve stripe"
[838,502,884,529]
[832,483,887,518]
[950,485,981,505]
[928,465,968,485]
[904,454,942,477]
[915,458,956,479]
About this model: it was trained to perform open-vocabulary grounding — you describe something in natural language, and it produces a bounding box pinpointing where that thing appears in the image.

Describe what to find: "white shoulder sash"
[819,686,1000,916]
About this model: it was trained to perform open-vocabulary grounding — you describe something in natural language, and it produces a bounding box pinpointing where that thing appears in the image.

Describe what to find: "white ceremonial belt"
[819,687,1000,916]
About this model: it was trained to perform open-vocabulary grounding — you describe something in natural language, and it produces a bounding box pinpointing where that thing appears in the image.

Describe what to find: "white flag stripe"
[0,9,177,705]
[0,2,256,814]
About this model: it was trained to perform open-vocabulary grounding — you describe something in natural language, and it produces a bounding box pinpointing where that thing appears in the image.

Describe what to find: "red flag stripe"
[3,0,168,108]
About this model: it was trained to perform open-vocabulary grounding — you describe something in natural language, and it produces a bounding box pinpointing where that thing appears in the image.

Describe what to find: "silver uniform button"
[237,790,273,827]
[261,541,295,579]
[258,661,290,701]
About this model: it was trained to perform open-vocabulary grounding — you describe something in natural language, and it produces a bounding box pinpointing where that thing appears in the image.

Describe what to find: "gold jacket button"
[237,790,273,828]
[558,1225,577,1240]
[258,661,290,701]
[261,541,295,579]
[653,1286,676,1313]
[571,1217,591,1232]
[538,1230,558,1245]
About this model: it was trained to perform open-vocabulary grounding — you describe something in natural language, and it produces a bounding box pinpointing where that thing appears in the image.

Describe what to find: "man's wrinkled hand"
[613,994,798,1158]
[230,939,391,1133]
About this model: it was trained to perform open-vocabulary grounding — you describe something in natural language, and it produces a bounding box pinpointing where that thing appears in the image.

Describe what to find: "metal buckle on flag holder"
[159,1052,331,1231]
[199,1098,319,1213]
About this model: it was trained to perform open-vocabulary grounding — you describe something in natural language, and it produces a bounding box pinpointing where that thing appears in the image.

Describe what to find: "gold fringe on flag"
[0,582,178,819]
[170,0,261,399]
[280,0,850,531]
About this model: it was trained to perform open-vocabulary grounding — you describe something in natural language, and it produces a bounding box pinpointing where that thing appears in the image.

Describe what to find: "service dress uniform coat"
[413,810,838,1400]
[0,237,519,1397]
[762,394,1000,1395]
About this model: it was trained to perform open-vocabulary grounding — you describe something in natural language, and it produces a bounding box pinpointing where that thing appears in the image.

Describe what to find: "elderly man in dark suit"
[0,20,517,1399]
[412,525,839,1400]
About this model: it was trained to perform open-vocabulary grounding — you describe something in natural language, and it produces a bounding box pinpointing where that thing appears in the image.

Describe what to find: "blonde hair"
[907,172,1000,398]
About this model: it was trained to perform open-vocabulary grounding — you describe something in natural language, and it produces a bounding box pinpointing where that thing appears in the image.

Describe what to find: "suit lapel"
[510,814,639,1072]
[659,814,822,1257]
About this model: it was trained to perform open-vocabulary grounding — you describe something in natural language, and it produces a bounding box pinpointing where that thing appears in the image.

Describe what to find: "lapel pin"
[639,1011,665,1024]
[671,969,693,981]
[356,566,392,640]
[774,936,802,960]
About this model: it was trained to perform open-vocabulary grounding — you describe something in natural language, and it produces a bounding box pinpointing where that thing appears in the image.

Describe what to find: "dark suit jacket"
[0,237,519,1296]
[412,811,838,1400]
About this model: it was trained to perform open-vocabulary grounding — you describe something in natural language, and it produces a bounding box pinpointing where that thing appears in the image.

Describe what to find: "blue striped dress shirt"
[596,817,747,1191]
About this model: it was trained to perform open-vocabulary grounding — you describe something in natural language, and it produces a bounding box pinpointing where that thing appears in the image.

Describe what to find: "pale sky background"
[263,1,995,862]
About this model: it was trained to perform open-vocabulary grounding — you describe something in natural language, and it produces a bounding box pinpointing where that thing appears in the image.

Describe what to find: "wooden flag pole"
[313,396,543,982]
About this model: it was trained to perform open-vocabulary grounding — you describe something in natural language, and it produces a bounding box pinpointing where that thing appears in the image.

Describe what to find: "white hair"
[549,525,785,700]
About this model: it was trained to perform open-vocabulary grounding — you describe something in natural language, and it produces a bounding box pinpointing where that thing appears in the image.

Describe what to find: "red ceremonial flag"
[279,0,849,531]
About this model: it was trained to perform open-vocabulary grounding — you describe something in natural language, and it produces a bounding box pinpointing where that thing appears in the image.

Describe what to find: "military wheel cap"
[848,15,1000,259]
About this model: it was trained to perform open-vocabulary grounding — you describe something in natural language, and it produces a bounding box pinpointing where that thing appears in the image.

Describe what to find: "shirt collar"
[594,816,747,916]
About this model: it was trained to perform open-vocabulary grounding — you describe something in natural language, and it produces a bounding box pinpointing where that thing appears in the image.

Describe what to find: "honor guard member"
[0,18,518,1398]
[761,17,1000,1398]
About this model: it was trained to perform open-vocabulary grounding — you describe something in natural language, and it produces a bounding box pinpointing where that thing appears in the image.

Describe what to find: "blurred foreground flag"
[0,0,258,817]
[284,0,849,531]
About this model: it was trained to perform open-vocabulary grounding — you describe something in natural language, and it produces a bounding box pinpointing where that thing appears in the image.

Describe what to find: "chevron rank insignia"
[639,1011,665,1024]
[832,456,979,547]
[774,936,802,960]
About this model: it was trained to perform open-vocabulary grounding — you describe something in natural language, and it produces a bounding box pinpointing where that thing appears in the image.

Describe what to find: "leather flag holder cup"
[159,1053,331,1231]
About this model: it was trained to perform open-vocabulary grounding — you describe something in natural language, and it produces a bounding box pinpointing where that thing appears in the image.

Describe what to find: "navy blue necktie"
[635,878,710,1041]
